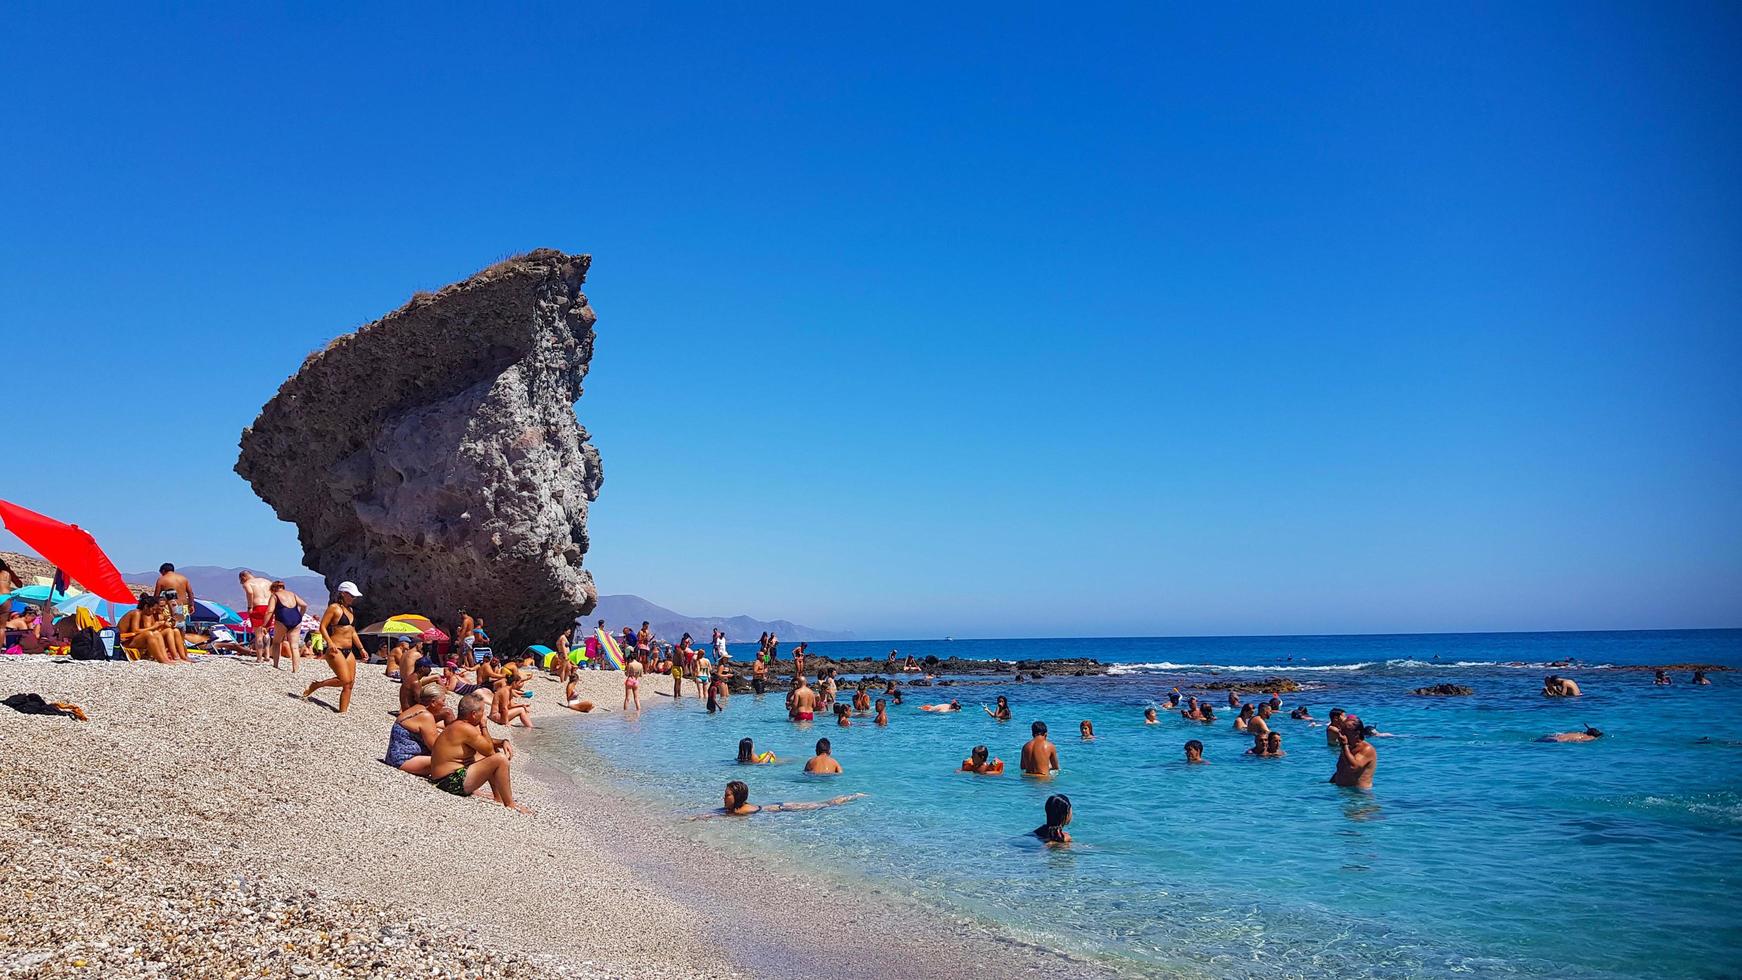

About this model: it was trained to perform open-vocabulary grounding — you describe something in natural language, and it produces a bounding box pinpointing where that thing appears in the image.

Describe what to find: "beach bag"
[68,626,106,661]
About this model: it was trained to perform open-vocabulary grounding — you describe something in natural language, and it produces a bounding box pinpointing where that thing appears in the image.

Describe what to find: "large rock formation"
[236,250,603,654]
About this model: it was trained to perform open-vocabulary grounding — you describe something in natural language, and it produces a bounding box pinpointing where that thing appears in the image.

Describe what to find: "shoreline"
[0,656,1096,978]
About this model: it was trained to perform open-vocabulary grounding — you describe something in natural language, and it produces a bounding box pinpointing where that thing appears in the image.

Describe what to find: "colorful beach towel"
[595,627,625,670]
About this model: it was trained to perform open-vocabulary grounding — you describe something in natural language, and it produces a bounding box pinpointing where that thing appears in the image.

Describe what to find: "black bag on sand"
[68,627,106,661]
[3,693,79,718]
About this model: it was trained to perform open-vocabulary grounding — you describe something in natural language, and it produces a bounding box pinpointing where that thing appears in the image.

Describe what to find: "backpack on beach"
[68,626,105,661]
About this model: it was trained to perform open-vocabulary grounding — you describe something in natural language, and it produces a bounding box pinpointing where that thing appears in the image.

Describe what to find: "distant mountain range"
[590,594,853,643]
[115,566,849,642]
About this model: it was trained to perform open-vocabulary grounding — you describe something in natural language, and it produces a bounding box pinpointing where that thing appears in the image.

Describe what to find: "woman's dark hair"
[971,744,989,764]
[834,703,850,717]
[1185,739,1204,754]
[1240,704,1255,718]
[1043,793,1072,827]
[1585,726,1604,738]
[996,695,1008,707]
[1201,705,1216,720]
[737,738,755,764]
[725,780,750,809]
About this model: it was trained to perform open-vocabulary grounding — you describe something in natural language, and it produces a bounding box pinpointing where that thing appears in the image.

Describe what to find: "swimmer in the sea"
[737,737,777,764]
[874,698,888,726]
[1165,690,1181,709]
[1020,720,1060,777]
[1692,670,1712,686]
[1653,670,1672,686]
[1361,724,1395,739]
[1226,691,1240,709]
[960,744,1004,774]
[835,703,852,727]
[1184,739,1205,764]
[1245,730,1269,756]
[1538,726,1603,743]
[920,700,962,712]
[804,737,843,774]
[1325,707,1347,746]
[1033,793,1072,845]
[704,780,863,817]
[1080,719,1095,740]
[984,695,1012,721]
[1179,697,1202,721]
[1290,706,1313,720]
[1328,715,1377,789]
[1266,731,1284,756]
[1199,704,1217,723]
[1543,675,1581,698]
[1234,704,1255,732]
[1143,707,1158,725]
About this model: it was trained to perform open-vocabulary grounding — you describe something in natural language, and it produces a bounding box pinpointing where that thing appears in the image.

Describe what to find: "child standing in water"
[874,698,888,726]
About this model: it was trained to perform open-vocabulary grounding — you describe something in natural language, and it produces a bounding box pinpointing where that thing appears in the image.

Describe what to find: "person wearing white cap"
[302,581,366,713]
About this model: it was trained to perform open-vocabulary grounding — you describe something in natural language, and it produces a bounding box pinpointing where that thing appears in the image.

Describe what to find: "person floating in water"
[1543,675,1582,697]
[706,780,863,817]
[789,675,818,722]
[1165,690,1182,709]
[1179,697,1202,721]
[920,700,962,712]
[1538,725,1604,743]
[1653,669,1673,686]
[804,737,843,773]
[1021,721,1060,777]
[1198,704,1217,723]
[737,737,777,764]
[1290,706,1313,720]
[1142,707,1158,725]
[834,703,853,727]
[960,744,1004,774]
[1079,720,1095,740]
[1234,704,1256,732]
[1184,739,1205,764]
[984,695,1012,721]
[1692,670,1712,685]
[1226,691,1240,709]
[1325,707,1347,745]
[1033,794,1072,845]
[874,698,889,726]
[1328,715,1377,789]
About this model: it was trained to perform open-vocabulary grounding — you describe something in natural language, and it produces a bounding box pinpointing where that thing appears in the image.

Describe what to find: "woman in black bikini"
[303,581,365,713]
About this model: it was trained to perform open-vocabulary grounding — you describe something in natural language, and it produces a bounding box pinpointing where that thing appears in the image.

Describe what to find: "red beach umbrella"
[0,498,137,603]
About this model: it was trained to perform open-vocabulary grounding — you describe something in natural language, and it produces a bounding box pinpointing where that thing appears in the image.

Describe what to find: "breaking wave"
[1105,658,1613,676]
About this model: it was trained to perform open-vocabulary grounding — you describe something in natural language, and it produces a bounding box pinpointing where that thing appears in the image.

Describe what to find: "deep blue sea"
[543,630,1742,978]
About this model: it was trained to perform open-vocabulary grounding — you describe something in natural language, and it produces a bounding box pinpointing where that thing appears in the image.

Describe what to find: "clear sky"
[3,4,1738,639]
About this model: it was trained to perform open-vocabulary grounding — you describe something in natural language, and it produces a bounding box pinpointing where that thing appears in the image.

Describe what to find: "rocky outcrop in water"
[236,250,602,655]
[1411,683,1474,696]
[1201,676,1301,693]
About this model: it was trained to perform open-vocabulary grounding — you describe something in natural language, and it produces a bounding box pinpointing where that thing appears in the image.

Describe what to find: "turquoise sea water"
[543,630,1742,978]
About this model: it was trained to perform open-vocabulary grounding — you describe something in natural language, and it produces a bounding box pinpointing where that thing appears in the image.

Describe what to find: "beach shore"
[0,656,1095,979]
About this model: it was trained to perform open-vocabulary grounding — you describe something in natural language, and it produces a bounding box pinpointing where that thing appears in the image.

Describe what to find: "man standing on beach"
[789,675,817,722]
[1021,721,1060,777]
[154,563,194,629]
[239,571,273,660]
[1328,715,1377,789]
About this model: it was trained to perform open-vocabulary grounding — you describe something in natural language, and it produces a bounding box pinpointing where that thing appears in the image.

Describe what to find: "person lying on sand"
[960,744,1004,774]
[1538,726,1603,743]
[386,684,448,776]
[1020,721,1060,777]
[804,737,843,774]
[737,737,776,765]
[919,700,961,713]
[1033,794,1072,845]
[427,691,531,813]
[705,780,864,817]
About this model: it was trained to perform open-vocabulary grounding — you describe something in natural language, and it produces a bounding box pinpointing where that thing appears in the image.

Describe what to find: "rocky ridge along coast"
[236,251,603,655]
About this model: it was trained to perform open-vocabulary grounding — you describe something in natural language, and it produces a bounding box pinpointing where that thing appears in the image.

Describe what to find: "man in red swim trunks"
[789,675,817,722]
[239,570,274,659]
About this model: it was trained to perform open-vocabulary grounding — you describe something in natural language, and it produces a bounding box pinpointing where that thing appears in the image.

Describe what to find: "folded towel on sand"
[3,692,88,721]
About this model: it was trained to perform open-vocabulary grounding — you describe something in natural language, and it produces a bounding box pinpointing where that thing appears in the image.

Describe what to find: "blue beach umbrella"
[54,590,133,623]
[2,584,69,608]
[188,598,243,625]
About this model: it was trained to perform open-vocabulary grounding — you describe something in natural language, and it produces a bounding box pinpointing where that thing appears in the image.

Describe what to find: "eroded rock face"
[236,250,602,654]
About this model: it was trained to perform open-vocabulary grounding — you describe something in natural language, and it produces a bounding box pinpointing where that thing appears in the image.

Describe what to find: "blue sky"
[2,4,1738,638]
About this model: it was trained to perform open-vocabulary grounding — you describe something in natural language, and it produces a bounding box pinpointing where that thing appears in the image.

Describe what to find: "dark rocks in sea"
[1201,676,1301,693]
[1607,663,1730,672]
[1412,683,1474,697]
[783,656,1107,678]
[236,250,602,655]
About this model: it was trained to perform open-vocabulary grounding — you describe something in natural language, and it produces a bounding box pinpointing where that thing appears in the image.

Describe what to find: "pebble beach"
[0,656,1090,979]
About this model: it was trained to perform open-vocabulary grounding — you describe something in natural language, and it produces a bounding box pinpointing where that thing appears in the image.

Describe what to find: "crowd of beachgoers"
[5,556,1722,836]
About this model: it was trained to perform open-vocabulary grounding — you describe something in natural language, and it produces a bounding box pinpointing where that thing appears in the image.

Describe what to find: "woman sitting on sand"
[386,684,448,776]
[960,745,1004,774]
[704,780,865,818]
[737,737,777,764]
[302,582,365,713]
[1033,794,1072,846]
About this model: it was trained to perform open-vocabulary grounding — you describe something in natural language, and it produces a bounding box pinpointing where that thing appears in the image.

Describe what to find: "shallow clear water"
[543,631,1742,978]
